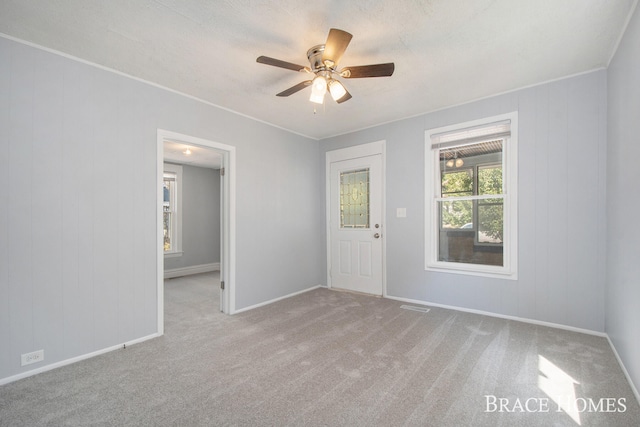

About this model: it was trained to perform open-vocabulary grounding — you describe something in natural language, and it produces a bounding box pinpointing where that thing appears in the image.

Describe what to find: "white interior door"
[329,154,383,295]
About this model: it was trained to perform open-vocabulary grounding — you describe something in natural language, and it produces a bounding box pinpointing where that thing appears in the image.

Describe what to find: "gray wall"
[0,36,323,381]
[606,4,640,398]
[320,69,607,333]
[164,164,220,271]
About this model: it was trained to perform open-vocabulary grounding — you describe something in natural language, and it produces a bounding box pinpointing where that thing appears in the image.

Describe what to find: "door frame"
[156,129,237,335]
[325,140,387,296]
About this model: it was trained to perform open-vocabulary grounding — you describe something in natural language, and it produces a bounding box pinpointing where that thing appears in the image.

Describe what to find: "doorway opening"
[157,130,236,335]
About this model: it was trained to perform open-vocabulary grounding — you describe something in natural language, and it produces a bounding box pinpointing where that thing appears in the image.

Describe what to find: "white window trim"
[163,163,183,257]
[424,112,518,279]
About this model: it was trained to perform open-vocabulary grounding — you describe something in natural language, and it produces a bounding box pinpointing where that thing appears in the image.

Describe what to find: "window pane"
[440,139,503,186]
[478,199,504,243]
[163,212,172,251]
[163,180,171,212]
[435,138,505,267]
[438,200,503,266]
[340,168,370,228]
[478,164,503,195]
[163,177,174,252]
[441,170,473,197]
[440,200,473,229]
[163,182,170,203]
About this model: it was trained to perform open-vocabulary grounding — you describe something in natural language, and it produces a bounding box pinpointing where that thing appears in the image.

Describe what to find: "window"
[163,163,183,257]
[425,113,518,278]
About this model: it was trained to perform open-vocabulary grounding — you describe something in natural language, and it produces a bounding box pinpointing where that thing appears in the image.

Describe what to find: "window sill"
[164,251,183,258]
[426,262,517,280]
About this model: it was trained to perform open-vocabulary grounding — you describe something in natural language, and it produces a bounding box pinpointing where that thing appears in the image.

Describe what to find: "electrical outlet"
[21,350,44,366]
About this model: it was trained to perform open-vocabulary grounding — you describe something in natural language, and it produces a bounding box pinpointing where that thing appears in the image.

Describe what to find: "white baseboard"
[384,294,607,337]
[606,335,640,406]
[233,285,323,314]
[164,262,220,279]
[0,333,160,386]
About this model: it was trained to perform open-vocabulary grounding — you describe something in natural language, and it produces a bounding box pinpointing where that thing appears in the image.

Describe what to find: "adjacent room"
[1,1,639,425]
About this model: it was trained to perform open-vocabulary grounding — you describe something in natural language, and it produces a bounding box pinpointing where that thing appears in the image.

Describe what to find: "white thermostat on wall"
[397,208,407,218]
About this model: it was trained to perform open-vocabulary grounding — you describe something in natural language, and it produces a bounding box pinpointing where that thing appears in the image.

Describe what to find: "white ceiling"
[0,1,636,140]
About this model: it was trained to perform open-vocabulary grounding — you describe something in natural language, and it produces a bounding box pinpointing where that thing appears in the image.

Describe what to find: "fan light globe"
[310,76,327,104]
[329,80,347,101]
[309,91,325,104]
[312,75,327,92]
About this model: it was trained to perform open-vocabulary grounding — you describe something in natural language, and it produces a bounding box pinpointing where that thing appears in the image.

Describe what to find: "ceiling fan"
[256,28,395,104]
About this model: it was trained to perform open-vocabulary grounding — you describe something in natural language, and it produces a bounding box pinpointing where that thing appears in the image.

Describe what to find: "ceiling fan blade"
[322,28,353,67]
[257,56,307,72]
[341,63,395,78]
[276,80,313,97]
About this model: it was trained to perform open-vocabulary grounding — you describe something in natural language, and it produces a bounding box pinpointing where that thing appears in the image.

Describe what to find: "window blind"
[431,120,511,150]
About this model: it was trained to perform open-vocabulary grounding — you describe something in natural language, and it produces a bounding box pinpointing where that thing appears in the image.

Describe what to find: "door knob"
[374,233,380,239]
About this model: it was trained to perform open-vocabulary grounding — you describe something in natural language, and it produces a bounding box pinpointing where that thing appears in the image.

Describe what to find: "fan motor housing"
[307,44,326,72]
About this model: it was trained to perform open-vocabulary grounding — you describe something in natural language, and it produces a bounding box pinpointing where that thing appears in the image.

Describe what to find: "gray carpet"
[1,272,638,426]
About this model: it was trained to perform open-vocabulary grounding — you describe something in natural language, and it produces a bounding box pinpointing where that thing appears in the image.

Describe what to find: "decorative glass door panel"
[340,168,370,229]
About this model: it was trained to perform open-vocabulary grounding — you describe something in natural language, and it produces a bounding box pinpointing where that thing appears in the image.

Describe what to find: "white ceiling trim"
[606,0,639,67]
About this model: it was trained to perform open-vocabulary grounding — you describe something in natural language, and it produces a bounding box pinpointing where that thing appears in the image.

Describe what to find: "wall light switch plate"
[397,208,407,218]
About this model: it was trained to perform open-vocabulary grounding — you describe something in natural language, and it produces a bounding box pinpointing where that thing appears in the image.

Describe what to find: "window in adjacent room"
[163,163,183,257]
[425,112,518,279]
